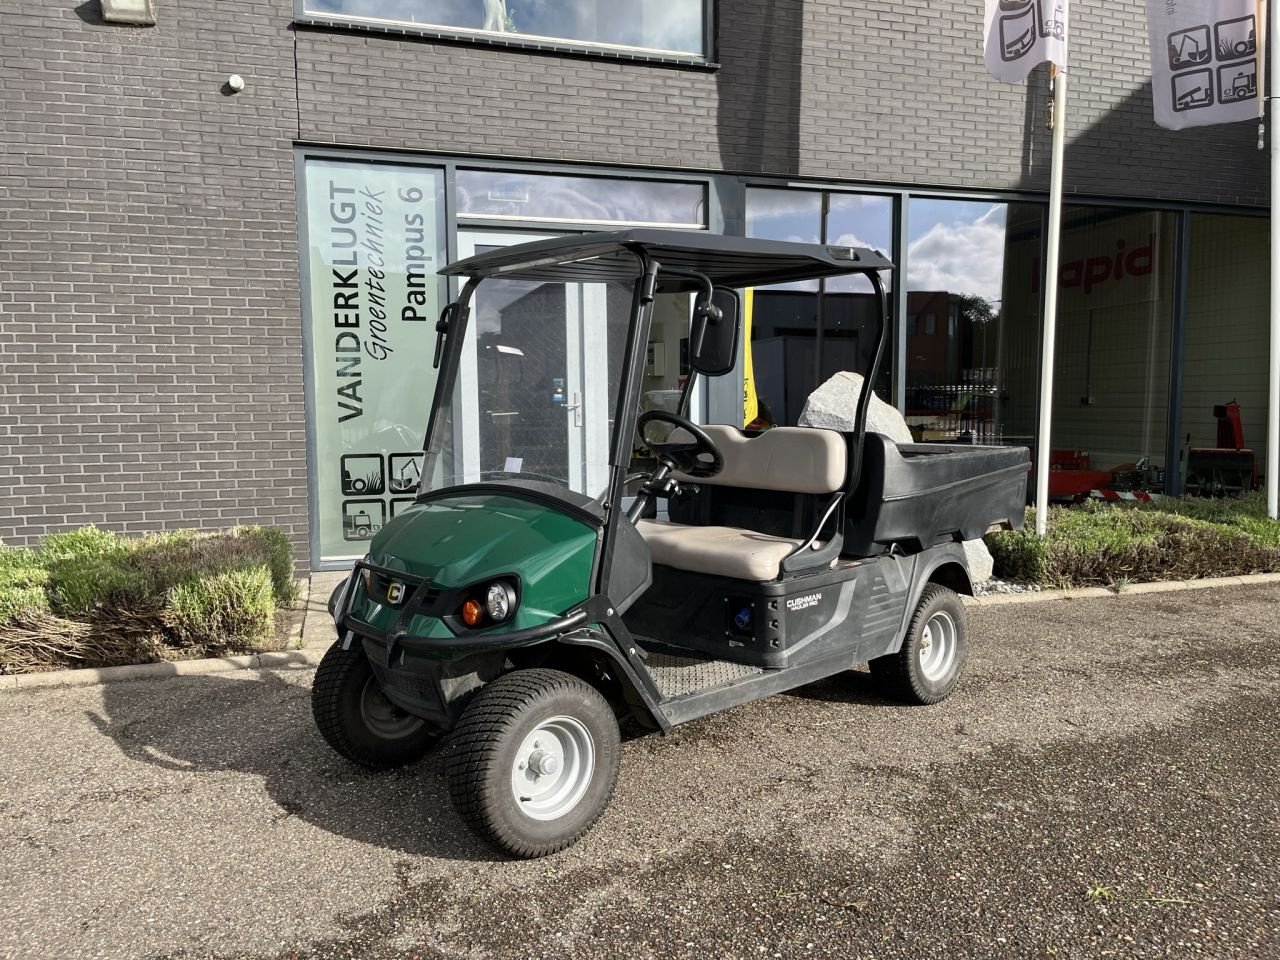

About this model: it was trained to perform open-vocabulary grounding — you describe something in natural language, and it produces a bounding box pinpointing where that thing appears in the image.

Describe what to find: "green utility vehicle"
[314,231,1029,858]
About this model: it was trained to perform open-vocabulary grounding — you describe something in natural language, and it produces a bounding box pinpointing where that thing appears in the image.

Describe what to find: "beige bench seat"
[635,425,846,581]
[636,519,804,582]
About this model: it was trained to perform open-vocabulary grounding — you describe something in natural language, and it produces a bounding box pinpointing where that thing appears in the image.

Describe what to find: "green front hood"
[353,492,599,641]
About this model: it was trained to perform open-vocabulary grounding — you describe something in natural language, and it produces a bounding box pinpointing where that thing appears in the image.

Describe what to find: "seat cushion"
[636,519,802,581]
[673,425,847,494]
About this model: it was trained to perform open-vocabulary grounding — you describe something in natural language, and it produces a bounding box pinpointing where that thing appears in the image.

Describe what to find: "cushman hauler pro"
[315,231,1029,857]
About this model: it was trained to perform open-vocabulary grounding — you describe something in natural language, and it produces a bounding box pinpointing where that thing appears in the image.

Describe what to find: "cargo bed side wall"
[846,435,1029,554]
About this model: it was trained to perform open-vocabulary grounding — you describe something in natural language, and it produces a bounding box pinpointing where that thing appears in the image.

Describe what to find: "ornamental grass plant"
[0,526,298,674]
[985,494,1280,588]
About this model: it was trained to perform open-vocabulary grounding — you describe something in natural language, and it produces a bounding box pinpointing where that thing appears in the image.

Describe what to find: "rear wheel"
[870,584,967,705]
[446,668,620,858]
[311,641,439,769]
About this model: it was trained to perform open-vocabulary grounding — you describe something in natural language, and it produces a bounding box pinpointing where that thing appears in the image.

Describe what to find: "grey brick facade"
[1,1,304,554]
[295,1,1265,203]
[0,0,1268,563]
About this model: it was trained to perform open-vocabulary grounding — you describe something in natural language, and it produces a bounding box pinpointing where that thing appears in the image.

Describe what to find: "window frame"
[295,145,728,570]
[291,144,1269,566]
[294,0,719,68]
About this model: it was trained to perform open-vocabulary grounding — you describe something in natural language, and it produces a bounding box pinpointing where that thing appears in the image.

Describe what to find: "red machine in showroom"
[1038,401,1258,503]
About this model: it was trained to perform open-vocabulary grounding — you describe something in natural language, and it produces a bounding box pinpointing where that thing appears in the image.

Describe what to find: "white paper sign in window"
[302,159,447,561]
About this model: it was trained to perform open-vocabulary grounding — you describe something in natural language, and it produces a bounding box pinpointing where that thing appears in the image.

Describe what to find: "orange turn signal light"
[461,598,485,628]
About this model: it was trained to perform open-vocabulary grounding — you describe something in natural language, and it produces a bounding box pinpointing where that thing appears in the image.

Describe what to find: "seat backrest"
[675,425,847,494]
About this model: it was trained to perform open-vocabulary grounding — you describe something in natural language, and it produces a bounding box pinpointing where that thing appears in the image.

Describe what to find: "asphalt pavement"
[1,585,1278,960]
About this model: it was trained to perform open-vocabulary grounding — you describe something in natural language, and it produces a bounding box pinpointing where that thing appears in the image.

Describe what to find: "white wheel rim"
[510,716,595,821]
[918,612,958,683]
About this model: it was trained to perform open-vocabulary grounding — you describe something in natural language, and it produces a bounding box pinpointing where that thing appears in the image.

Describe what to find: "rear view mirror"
[689,287,740,377]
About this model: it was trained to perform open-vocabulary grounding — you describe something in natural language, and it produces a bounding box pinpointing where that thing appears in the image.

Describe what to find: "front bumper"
[334,559,589,725]
[335,558,589,665]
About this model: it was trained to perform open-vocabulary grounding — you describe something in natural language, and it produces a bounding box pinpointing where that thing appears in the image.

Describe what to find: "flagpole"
[1269,0,1279,518]
[1034,7,1068,537]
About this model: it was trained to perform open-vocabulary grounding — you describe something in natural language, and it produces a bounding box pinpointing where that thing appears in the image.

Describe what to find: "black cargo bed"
[845,433,1029,555]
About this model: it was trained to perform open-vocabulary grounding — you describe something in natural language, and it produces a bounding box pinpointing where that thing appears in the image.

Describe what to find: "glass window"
[745,188,822,291]
[301,159,448,562]
[905,198,1044,447]
[744,189,821,427]
[825,193,893,294]
[635,291,697,489]
[457,170,706,227]
[1181,213,1268,489]
[303,0,707,57]
[1052,207,1176,476]
[639,292,696,413]
[820,193,894,411]
[745,188,893,427]
[428,274,633,498]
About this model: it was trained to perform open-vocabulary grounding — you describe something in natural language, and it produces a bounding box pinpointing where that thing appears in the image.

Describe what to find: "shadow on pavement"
[779,667,899,706]
[85,671,499,863]
[83,663,897,862]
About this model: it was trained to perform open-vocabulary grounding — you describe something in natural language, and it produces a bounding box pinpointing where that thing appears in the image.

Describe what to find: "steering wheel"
[636,410,724,479]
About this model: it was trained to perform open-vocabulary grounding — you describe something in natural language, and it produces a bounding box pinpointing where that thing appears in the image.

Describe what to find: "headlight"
[454,578,519,630]
[485,581,517,622]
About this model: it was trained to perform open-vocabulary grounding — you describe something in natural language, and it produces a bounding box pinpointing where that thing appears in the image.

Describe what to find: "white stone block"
[963,538,995,585]
[797,371,914,444]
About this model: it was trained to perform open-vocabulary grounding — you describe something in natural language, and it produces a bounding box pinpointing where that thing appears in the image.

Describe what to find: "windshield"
[423,276,636,499]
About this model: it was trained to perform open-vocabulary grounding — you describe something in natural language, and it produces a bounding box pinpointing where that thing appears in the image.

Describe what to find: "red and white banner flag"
[1146,0,1265,129]
[983,0,1069,82]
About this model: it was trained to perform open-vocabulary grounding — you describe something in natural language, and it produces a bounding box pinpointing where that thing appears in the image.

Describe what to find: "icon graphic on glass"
[340,454,385,496]
[999,4,1038,60]
[1171,69,1214,111]
[1219,60,1257,103]
[1167,25,1210,69]
[1215,15,1255,61]
[388,453,423,493]
[342,500,386,541]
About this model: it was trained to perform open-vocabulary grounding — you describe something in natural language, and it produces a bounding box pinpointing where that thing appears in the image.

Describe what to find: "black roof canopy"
[439,229,894,290]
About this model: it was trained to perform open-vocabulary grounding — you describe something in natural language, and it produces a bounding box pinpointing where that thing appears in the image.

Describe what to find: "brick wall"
[295,0,1266,205]
[0,1,305,554]
[0,0,1267,562]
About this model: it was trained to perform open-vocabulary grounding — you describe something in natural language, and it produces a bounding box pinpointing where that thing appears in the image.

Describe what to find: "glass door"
[454,230,625,496]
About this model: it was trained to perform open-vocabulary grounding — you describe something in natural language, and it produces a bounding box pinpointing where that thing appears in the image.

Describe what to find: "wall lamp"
[99,0,157,26]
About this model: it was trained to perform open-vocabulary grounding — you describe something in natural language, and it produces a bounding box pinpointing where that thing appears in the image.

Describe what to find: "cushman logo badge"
[386,581,406,605]
[787,592,822,611]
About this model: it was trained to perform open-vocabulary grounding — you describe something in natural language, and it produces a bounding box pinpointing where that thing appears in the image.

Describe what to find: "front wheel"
[311,641,439,769]
[446,668,621,858]
[870,584,968,705]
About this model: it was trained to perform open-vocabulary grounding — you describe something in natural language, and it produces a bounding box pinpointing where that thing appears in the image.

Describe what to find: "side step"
[644,652,763,699]
[644,650,854,728]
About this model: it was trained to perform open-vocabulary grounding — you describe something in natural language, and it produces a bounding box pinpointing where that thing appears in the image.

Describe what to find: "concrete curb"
[6,571,1280,692]
[963,571,1280,607]
[2,649,328,692]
